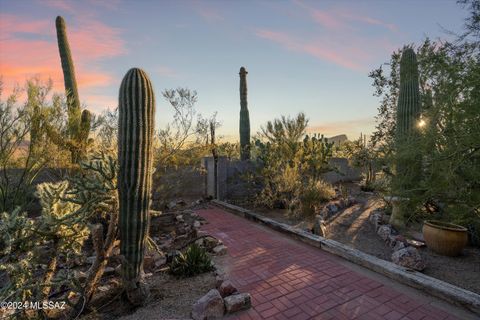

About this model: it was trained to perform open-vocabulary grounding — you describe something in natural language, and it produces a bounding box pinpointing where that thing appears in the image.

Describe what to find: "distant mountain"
[326,134,348,146]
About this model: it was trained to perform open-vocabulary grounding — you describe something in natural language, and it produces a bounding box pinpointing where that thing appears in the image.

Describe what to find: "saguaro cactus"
[391,48,422,227]
[396,48,421,140]
[239,67,251,160]
[118,68,155,305]
[55,16,90,163]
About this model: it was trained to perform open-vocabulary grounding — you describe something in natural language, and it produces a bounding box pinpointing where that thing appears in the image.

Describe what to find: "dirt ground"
[248,183,480,295]
[80,269,217,320]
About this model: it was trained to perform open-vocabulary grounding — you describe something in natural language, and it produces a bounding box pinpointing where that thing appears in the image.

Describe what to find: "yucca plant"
[170,244,214,278]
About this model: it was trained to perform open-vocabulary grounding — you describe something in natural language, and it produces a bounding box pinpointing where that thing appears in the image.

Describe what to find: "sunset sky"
[0,0,469,141]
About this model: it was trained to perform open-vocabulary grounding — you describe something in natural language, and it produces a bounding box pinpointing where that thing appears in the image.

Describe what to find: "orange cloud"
[0,12,125,112]
[255,29,365,71]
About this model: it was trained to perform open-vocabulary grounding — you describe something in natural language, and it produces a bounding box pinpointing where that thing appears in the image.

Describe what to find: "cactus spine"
[239,67,251,160]
[118,68,155,305]
[55,16,90,163]
[391,48,422,227]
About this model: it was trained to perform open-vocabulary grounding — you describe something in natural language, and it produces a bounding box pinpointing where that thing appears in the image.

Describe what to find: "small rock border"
[369,209,426,271]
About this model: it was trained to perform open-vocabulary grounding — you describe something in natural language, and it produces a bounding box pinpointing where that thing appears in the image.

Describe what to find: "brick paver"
[197,207,461,320]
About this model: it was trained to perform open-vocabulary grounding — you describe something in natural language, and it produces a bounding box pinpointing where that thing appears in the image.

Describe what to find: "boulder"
[204,236,221,250]
[191,289,224,320]
[377,225,392,241]
[193,221,202,229]
[213,245,227,256]
[224,293,251,314]
[218,280,238,297]
[391,247,426,271]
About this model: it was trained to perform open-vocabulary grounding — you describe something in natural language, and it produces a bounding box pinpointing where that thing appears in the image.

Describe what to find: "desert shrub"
[253,113,334,216]
[297,179,335,217]
[169,244,214,278]
[0,152,118,318]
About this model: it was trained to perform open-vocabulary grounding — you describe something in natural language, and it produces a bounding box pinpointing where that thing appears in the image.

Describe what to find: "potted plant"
[422,220,468,256]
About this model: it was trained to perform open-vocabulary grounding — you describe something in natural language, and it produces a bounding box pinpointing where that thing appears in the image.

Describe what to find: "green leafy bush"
[169,244,214,278]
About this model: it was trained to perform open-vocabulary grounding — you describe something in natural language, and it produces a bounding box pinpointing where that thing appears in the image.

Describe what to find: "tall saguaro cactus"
[239,67,251,160]
[396,48,421,140]
[55,16,91,163]
[118,68,155,305]
[391,48,422,227]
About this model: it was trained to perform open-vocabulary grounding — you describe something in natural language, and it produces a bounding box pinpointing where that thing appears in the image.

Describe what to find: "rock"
[74,270,87,282]
[195,238,205,246]
[224,293,251,314]
[153,252,166,267]
[313,215,326,237]
[377,225,392,241]
[166,250,181,263]
[197,231,208,237]
[193,221,201,229]
[167,201,177,210]
[393,241,406,251]
[86,256,96,264]
[406,238,426,248]
[387,235,398,248]
[213,245,227,256]
[326,203,339,214]
[204,236,220,250]
[176,215,184,223]
[191,289,224,320]
[391,247,426,271]
[215,275,225,288]
[218,280,238,297]
[103,267,115,276]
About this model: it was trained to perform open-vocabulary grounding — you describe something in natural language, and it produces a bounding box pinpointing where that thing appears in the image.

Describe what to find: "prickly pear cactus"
[117,68,155,305]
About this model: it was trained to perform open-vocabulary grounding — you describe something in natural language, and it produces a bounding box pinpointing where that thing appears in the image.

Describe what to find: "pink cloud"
[190,1,224,23]
[311,10,345,30]
[0,12,125,111]
[294,0,398,33]
[255,29,364,71]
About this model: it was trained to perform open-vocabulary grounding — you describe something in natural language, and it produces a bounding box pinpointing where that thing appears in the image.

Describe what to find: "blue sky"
[0,0,469,141]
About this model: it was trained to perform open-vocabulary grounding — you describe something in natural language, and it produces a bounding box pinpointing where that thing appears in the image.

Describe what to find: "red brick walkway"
[197,207,461,320]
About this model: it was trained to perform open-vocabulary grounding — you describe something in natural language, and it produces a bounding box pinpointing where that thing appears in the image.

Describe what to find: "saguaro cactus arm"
[118,68,155,305]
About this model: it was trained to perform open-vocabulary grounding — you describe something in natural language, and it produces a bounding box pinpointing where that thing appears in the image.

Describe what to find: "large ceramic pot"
[423,220,468,256]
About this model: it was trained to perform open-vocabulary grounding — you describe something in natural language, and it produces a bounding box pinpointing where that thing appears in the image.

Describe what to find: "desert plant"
[0,79,60,212]
[254,114,334,216]
[298,179,335,217]
[170,243,214,278]
[239,66,251,160]
[0,152,119,319]
[55,16,91,163]
[117,68,155,306]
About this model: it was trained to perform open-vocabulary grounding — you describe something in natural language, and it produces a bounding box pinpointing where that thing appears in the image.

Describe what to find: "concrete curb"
[211,199,480,315]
